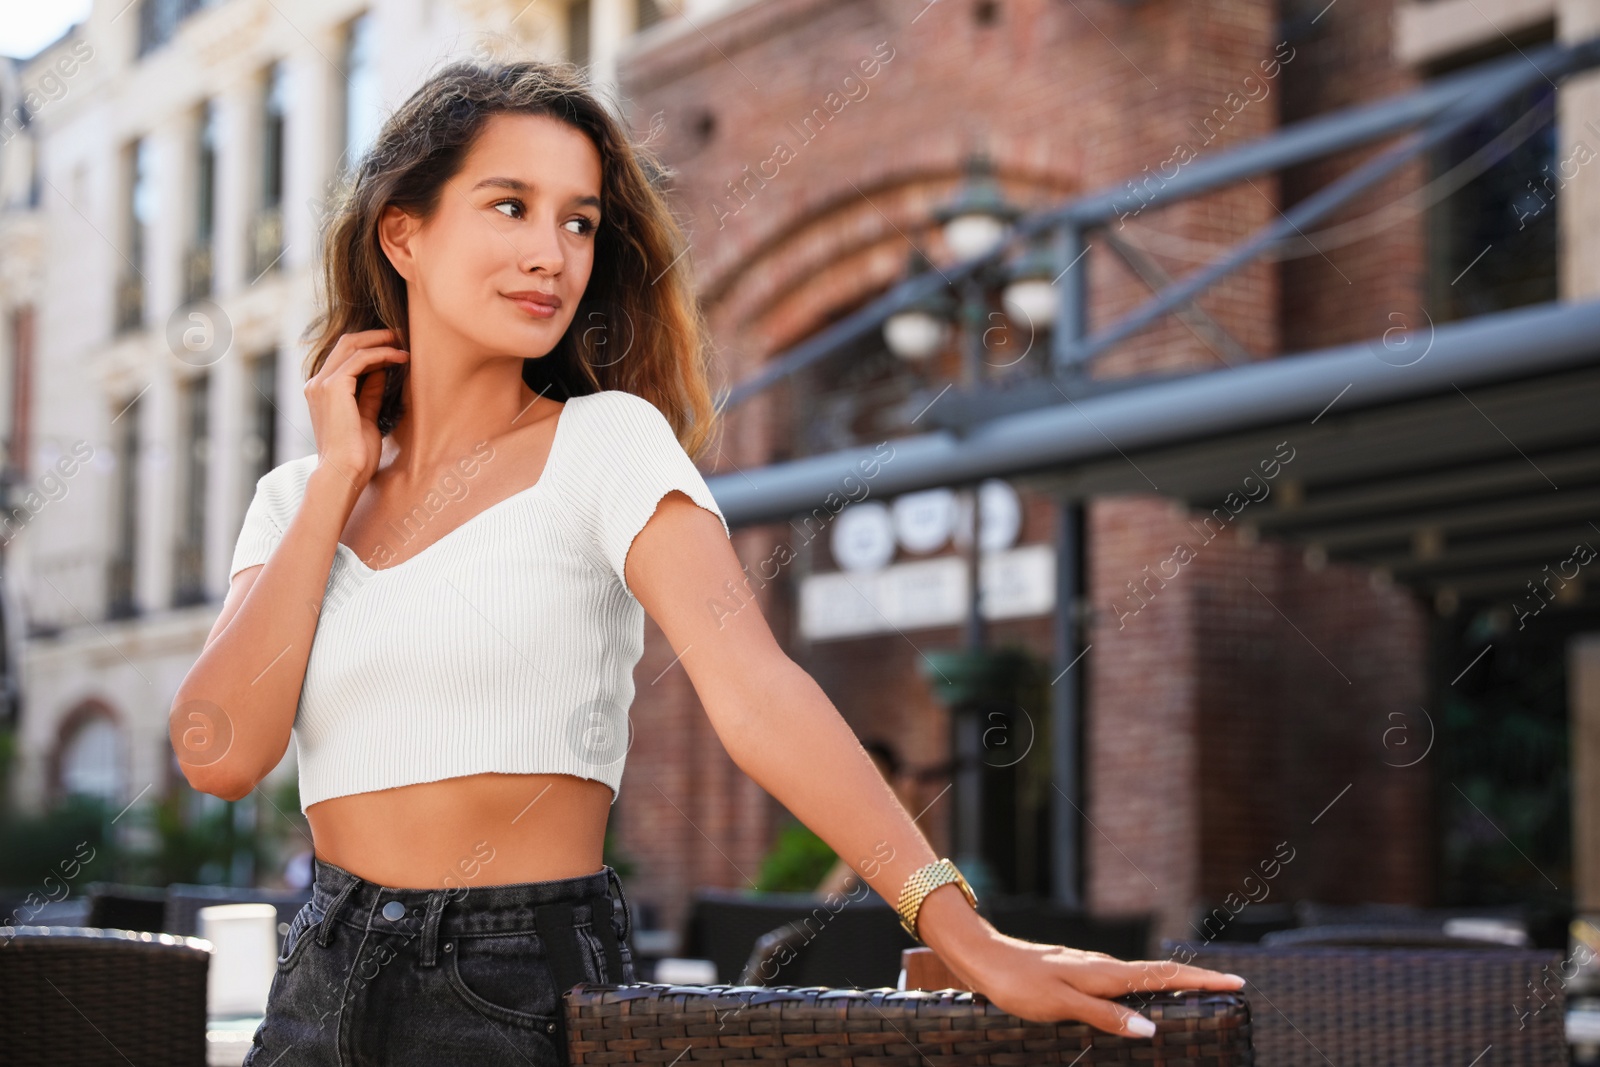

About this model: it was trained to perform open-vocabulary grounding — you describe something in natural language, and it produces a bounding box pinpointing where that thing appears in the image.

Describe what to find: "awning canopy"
[707,299,1600,603]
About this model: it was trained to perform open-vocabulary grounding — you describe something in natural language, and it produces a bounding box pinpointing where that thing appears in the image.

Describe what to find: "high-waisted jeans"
[243,856,637,1067]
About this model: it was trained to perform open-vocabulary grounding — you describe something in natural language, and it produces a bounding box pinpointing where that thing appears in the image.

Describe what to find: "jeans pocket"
[445,932,562,1030]
[276,900,323,973]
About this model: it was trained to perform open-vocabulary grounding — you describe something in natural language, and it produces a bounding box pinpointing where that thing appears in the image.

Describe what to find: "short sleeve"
[228,464,300,581]
[592,393,731,594]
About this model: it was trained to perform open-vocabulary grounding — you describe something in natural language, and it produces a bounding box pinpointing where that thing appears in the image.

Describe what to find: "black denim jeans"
[243,856,636,1067]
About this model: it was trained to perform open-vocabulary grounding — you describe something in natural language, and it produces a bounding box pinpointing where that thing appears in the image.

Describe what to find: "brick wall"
[617,0,1435,953]
[1278,0,1427,352]
[1087,494,1432,948]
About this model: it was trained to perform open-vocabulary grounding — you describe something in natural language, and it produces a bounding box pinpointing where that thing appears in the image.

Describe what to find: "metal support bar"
[1056,43,1564,226]
[1051,226,1088,377]
[1051,499,1084,909]
[1099,230,1252,367]
[707,299,1600,526]
[1055,42,1600,370]
[719,40,1595,408]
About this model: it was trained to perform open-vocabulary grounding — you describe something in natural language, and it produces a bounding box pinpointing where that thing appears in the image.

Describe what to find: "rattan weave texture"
[564,981,1253,1066]
[1,925,211,1067]
[1164,941,1568,1066]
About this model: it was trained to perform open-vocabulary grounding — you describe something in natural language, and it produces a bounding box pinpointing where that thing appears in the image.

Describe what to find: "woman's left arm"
[627,493,1246,1039]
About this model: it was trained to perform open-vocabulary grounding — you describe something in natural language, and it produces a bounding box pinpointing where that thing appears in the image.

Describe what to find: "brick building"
[607,0,1600,953]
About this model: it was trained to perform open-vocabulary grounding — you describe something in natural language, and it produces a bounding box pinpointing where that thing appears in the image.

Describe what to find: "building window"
[186,100,219,303]
[107,395,141,620]
[637,0,663,32]
[116,139,153,334]
[136,0,214,59]
[244,349,278,492]
[8,305,33,482]
[173,373,210,607]
[58,715,123,803]
[251,63,288,279]
[567,0,591,68]
[339,12,381,178]
[1428,80,1558,321]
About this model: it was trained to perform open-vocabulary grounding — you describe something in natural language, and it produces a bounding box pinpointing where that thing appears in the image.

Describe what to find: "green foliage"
[0,793,111,913]
[754,819,838,893]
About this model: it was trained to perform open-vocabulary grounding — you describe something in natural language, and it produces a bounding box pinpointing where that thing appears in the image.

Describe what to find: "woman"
[171,60,1243,1067]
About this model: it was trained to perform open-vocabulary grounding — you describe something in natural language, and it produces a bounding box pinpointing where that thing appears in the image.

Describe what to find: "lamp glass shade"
[943,213,1010,261]
[884,310,951,362]
[1002,277,1058,331]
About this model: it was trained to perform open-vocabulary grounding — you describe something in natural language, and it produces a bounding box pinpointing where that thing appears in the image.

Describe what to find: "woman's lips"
[505,294,560,318]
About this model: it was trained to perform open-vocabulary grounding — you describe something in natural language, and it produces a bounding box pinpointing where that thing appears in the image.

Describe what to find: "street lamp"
[933,153,1022,262]
[887,154,1029,897]
[1002,235,1060,337]
[883,249,956,363]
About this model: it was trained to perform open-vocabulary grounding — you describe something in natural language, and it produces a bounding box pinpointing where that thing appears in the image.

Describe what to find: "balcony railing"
[171,541,206,608]
[249,207,284,279]
[183,242,213,303]
[114,271,143,334]
[106,556,138,620]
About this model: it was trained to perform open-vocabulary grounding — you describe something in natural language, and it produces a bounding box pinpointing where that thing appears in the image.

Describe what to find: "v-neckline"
[335,394,581,575]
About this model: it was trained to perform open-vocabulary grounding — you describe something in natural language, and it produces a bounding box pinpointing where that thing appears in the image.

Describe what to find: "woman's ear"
[377,203,419,282]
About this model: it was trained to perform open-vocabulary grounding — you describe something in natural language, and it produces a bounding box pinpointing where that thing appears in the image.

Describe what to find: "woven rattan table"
[564,981,1254,1066]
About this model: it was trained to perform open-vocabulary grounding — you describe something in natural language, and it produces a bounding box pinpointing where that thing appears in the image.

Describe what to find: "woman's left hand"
[938,926,1246,1039]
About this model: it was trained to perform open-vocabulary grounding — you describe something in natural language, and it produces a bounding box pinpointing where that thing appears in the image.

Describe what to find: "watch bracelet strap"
[896,858,976,942]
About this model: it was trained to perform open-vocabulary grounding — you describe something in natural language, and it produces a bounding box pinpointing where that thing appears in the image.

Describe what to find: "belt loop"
[418,889,448,968]
[604,865,631,943]
[316,868,362,948]
[590,894,625,984]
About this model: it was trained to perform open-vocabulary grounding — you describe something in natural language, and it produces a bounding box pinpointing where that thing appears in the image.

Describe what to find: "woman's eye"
[492,202,595,235]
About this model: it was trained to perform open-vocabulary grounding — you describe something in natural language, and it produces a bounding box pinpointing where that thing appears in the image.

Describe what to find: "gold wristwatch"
[895,858,978,942]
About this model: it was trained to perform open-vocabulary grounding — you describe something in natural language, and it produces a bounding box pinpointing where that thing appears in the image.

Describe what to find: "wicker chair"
[692,889,1149,989]
[1259,922,1532,949]
[1164,938,1567,1066]
[84,881,168,934]
[563,981,1254,1066]
[0,925,211,1066]
[163,881,311,938]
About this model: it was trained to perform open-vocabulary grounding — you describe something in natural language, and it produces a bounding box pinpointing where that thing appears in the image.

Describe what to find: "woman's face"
[382,111,604,361]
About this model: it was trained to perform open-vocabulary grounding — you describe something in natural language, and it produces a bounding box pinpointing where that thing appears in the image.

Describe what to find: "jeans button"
[382,900,406,921]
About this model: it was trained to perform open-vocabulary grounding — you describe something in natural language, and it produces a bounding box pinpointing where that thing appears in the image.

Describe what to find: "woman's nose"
[515,220,566,274]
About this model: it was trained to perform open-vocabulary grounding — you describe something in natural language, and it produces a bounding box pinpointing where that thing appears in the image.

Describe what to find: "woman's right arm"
[171,464,364,801]
[169,328,409,802]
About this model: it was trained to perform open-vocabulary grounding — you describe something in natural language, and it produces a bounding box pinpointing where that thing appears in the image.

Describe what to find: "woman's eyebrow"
[470,176,601,208]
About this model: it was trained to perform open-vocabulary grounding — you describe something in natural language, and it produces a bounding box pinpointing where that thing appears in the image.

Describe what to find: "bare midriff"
[304,771,614,890]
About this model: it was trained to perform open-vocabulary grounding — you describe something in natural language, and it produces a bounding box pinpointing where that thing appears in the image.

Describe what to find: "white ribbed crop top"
[227,389,731,814]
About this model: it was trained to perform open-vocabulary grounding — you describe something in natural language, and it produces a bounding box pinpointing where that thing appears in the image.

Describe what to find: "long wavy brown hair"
[300,59,720,460]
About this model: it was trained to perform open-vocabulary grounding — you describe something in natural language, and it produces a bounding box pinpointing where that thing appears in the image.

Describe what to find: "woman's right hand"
[305,328,410,487]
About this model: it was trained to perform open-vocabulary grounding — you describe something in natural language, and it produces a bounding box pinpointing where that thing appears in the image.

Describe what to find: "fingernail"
[1224,973,1246,985]
[1126,1014,1156,1038]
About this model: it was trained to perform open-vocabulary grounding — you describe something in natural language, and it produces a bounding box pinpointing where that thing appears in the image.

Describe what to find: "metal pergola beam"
[1380,524,1600,578]
[707,299,1600,527]
[1299,488,1600,553]
[1250,446,1600,533]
